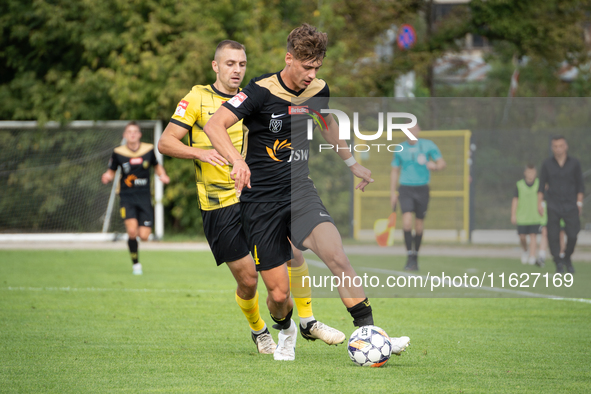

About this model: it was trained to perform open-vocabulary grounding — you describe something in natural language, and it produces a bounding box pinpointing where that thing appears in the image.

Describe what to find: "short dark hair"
[552,135,566,142]
[214,40,245,60]
[286,23,328,62]
[125,121,140,131]
[526,163,536,170]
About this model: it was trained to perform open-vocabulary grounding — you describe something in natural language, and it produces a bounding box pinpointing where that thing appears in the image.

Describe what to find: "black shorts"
[240,182,334,272]
[291,180,335,251]
[517,224,541,235]
[120,193,154,227]
[201,204,250,266]
[398,185,430,219]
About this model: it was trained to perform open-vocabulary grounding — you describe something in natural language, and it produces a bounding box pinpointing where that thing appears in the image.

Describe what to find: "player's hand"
[199,149,229,167]
[350,163,374,192]
[230,159,251,192]
[101,172,113,184]
[511,215,516,225]
[538,202,544,217]
[426,161,437,170]
[390,194,398,211]
[159,174,170,185]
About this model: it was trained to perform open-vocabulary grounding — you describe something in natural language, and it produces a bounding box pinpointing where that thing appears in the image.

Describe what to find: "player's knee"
[269,288,290,305]
[239,275,258,295]
[324,248,350,271]
[128,231,138,239]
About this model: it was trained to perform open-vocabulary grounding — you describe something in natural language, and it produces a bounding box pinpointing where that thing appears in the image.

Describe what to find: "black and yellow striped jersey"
[109,143,158,195]
[170,84,244,211]
[222,72,329,203]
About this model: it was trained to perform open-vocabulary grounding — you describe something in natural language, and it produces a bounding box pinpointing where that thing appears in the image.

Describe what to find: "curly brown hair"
[286,23,328,62]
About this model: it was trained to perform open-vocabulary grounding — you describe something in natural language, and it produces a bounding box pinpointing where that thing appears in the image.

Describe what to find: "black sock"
[270,308,293,330]
[404,230,413,252]
[347,298,374,327]
[128,238,138,265]
[414,233,423,253]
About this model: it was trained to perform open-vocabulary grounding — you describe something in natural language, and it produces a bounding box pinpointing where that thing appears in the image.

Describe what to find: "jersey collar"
[276,71,306,97]
[209,84,240,99]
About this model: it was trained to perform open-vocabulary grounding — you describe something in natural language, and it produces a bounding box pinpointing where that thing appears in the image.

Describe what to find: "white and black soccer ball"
[347,325,392,367]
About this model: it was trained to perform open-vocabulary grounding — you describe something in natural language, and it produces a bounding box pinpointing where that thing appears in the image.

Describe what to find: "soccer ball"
[347,325,392,367]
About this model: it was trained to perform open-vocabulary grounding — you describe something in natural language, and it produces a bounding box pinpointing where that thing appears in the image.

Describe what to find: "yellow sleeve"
[171,89,201,128]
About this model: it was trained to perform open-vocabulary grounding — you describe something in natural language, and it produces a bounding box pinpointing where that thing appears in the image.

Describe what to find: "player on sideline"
[390,124,445,271]
[101,122,170,275]
[157,40,345,355]
[511,164,543,265]
[204,25,410,361]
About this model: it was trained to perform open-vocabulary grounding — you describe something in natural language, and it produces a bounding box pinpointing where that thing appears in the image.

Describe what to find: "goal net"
[0,120,163,241]
[353,130,471,242]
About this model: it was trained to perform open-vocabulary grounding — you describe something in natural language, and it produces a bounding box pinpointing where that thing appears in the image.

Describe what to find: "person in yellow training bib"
[511,164,545,266]
[158,40,344,355]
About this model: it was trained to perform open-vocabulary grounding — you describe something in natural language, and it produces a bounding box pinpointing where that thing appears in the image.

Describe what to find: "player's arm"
[575,160,584,215]
[537,162,548,216]
[390,166,400,210]
[101,169,116,184]
[427,158,446,171]
[511,197,518,225]
[203,106,250,191]
[154,164,170,185]
[158,122,228,166]
[321,113,374,192]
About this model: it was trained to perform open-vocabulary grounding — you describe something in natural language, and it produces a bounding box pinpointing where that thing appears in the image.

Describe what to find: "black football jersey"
[108,142,159,195]
[222,71,329,202]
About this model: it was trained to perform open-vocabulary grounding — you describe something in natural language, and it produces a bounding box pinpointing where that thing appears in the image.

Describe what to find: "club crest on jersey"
[228,92,247,108]
[269,119,282,133]
[175,100,189,117]
[122,162,131,174]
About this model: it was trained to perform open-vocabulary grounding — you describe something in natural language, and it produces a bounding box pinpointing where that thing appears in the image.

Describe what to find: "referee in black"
[537,136,584,274]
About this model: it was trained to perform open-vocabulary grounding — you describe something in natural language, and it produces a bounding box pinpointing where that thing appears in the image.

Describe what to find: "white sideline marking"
[305,259,591,304]
[3,286,227,294]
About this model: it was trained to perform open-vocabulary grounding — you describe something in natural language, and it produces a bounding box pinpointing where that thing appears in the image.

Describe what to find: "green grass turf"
[1,250,590,393]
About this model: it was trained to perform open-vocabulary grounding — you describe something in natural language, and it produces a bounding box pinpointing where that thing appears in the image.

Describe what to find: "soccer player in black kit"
[204,24,410,361]
[102,122,169,275]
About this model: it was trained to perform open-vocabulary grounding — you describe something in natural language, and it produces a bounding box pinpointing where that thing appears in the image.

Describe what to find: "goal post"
[353,130,471,243]
[0,120,164,241]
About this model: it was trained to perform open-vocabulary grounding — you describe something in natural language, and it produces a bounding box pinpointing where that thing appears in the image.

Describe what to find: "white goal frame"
[0,120,164,242]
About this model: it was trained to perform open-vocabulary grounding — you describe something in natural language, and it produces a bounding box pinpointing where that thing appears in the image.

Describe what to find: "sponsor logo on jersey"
[124,174,137,187]
[228,92,247,108]
[123,175,148,187]
[266,139,292,162]
[175,100,189,117]
[130,157,143,165]
[269,119,282,133]
[271,113,285,118]
[288,106,309,115]
[142,160,150,169]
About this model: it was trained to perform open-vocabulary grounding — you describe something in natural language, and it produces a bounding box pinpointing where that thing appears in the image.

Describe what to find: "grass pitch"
[1,249,590,393]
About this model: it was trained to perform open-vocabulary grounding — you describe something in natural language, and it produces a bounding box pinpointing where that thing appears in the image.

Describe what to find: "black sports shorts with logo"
[201,204,251,266]
[119,193,154,227]
[398,185,430,219]
[240,180,334,272]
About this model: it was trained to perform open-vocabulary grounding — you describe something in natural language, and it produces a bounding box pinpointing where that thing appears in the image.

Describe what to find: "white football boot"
[132,263,143,275]
[521,251,529,264]
[251,328,276,354]
[274,319,297,361]
[300,320,346,345]
[390,336,411,355]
